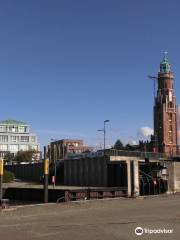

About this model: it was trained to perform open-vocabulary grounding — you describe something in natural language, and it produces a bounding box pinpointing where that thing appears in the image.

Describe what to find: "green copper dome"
[160,53,171,73]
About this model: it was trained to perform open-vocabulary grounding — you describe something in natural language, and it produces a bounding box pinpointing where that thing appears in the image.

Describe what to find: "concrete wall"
[132,160,139,196]
[167,161,180,193]
[110,156,139,197]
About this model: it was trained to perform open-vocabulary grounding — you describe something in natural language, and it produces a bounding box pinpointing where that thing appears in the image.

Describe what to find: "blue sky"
[1,0,180,149]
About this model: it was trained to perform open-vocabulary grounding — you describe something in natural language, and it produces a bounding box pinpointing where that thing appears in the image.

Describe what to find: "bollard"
[0,159,3,201]
[52,175,56,188]
[44,158,49,203]
[86,188,90,200]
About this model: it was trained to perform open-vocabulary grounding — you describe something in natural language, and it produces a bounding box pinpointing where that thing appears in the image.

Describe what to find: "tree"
[125,144,134,151]
[3,170,14,182]
[4,152,15,164]
[13,150,37,163]
[124,143,140,151]
[114,139,124,150]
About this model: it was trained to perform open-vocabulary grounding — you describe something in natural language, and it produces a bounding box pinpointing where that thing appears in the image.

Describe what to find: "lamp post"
[154,133,158,153]
[98,120,110,155]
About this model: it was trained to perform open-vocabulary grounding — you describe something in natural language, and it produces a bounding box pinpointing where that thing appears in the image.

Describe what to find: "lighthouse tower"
[154,53,179,155]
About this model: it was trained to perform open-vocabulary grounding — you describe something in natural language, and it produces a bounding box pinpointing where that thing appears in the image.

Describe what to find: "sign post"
[44,158,49,203]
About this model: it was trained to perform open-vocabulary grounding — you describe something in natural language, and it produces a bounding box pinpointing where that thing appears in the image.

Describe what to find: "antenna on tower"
[148,75,158,104]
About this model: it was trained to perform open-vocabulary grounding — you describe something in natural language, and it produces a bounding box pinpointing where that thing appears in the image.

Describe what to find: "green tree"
[114,139,124,150]
[13,150,37,163]
[124,144,133,151]
[4,152,15,164]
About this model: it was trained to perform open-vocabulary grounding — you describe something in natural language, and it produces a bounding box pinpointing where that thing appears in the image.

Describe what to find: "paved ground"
[0,194,180,240]
[4,181,107,190]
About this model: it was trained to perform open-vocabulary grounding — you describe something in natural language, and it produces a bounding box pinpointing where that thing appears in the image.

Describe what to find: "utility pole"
[0,159,3,201]
[148,75,158,153]
[98,120,110,155]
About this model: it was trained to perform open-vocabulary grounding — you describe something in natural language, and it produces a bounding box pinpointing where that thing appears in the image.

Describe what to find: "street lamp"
[98,120,110,155]
[154,133,158,153]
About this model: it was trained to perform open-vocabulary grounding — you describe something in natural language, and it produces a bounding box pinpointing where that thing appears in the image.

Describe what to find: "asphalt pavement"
[0,194,180,240]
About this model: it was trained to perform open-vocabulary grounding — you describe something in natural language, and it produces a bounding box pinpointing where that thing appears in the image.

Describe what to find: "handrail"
[139,169,154,181]
[108,149,169,160]
[139,170,155,195]
[56,196,65,203]
[63,149,177,160]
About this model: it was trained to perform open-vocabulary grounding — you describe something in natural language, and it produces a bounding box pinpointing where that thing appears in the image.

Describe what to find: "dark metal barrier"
[5,163,43,182]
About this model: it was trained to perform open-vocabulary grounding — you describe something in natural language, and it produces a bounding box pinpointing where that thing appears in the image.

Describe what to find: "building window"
[19,145,28,151]
[9,145,18,151]
[169,102,173,108]
[8,126,18,133]
[10,136,19,142]
[0,135,8,142]
[0,144,8,150]
[29,145,38,151]
[0,126,6,132]
[18,126,28,133]
[30,136,36,143]
[20,136,29,142]
[19,127,25,133]
[169,132,173,143]
[169,113,173,121]
[169,124,173,132]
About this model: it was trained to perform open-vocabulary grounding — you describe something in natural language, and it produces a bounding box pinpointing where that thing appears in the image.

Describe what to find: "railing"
[139,170,168,195]
[106,149,174,160]
[64,149,179,161]
[62,187,128,202]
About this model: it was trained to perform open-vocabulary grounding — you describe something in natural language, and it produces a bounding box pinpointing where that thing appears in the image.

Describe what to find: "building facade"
[0,120,39,159]
[48,139,91,161]
[154,54,179,155]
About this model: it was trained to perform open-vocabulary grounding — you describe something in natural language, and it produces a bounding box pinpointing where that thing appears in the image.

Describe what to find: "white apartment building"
[0,119,39,159]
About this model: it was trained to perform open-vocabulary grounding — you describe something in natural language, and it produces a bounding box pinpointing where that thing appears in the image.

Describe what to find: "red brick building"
[154,54,179,155]
[50,139,91,161]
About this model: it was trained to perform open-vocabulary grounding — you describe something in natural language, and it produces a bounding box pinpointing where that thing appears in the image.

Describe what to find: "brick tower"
[154,53,179,155]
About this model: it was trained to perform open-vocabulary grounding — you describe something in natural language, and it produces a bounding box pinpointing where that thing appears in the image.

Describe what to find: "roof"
[62,139,83,142]
[51,139,83,143]
[160,52,171,73]
[0,119,28,125]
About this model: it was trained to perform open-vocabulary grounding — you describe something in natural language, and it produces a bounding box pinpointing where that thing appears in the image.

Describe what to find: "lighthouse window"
[169,102,173,108]
[169,124,173,132]
[169,132,173,143]
[169,113,173,121]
